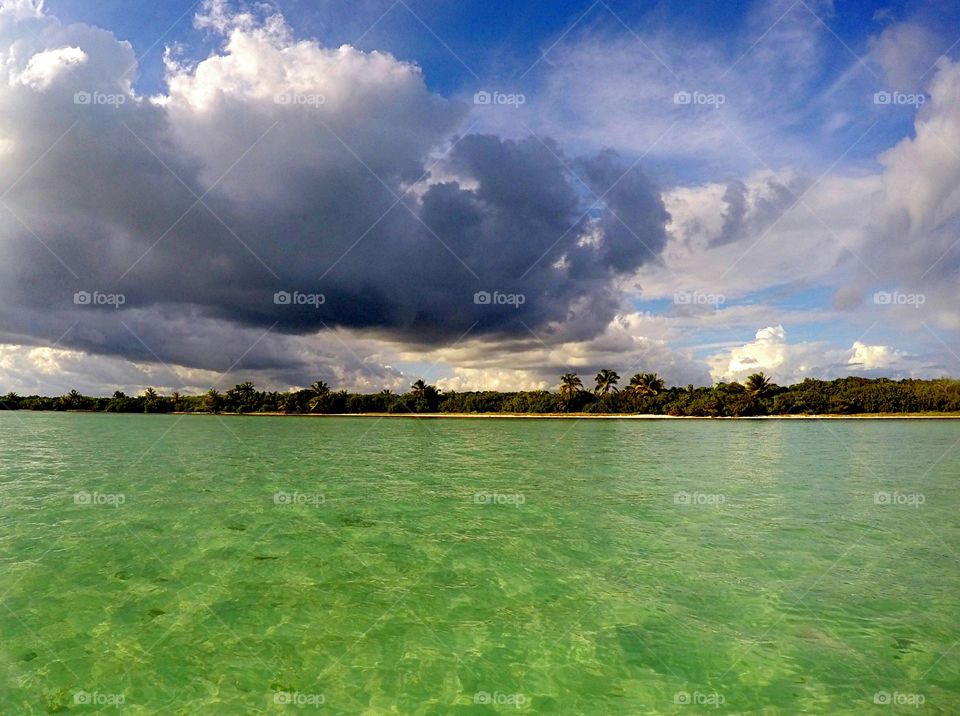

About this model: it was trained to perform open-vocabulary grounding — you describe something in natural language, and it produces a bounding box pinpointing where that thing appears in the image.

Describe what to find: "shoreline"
[11,410,960,419]
[165,411,960,420]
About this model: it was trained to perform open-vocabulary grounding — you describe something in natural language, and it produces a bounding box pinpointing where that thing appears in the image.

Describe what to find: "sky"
[0,0,958,396]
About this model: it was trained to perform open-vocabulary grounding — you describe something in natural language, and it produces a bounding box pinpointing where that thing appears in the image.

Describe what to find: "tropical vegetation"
[2,372,960,417]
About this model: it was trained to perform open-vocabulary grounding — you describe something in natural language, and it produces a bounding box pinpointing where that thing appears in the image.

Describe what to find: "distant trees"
[2,375,960,417]
[225,382,258,413]
[407,379,439,412]
[139,387,174,414]
[204,389,223,414]
[59,389,89,411]
[308,381,332,413]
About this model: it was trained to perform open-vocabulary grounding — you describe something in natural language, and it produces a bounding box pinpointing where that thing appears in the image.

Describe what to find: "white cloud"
[708,325,914,384]
[635,168,880,301]
[13,46,87,89]
[849,340,904,371]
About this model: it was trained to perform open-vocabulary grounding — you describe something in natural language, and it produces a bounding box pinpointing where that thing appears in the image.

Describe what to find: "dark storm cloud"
[0,1,669,375]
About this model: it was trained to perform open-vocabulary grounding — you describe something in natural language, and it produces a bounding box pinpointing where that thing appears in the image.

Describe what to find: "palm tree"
[746,372,772,396]
[60,389,84,409]
[411,379,428,400]
[629,373,665,398]
[594,369,620,395]
[558,373,583,409]
[204,388,223,414]
[308,381,331,412]
[142,387,158,400]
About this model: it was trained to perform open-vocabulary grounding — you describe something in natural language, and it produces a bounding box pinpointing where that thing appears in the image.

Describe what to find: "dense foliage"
[2,373,959,416]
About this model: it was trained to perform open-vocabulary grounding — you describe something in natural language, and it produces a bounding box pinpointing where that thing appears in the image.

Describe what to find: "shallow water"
[0,412,957,713]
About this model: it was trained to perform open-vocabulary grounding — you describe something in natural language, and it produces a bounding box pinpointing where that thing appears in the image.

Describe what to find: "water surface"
[1,413,957,713]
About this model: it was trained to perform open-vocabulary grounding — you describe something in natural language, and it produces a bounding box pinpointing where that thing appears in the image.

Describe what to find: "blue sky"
[0,0,957,393]
[40,0,954,203]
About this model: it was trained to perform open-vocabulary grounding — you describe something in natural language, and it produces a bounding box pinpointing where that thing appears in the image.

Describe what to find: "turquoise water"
[0,412,958,714]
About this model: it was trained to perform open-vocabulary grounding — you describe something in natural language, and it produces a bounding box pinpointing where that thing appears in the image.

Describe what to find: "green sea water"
[0,412,958,714]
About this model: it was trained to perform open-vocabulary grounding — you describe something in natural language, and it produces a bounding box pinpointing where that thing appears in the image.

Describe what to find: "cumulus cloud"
[0,0,670,386]
[635,168,879,302]
[708,325,918,384]
[838,57,960,334]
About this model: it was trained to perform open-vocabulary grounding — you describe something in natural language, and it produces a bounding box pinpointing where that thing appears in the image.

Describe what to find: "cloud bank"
[0,0,669,383]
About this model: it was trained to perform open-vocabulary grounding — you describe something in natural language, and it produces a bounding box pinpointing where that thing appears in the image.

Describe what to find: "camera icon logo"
[274,93,291,105]
[874,491,892,505]
[673,491,691,505]
[74,291,91,305]
[274,491,292,505]
[674,290,691,304]
[674,691,691,704]
[474,291,492,305]
[274,291,291,305]
[874,91,891,105]
[873,291,892,305]
[473,692,492,704]
[474,91,491,105]
[74,91,92,105]
[74,491,92,505]
[673,91,691,105]
[73,691,92,705]
[273,692,292,704]
[873,691,891,704]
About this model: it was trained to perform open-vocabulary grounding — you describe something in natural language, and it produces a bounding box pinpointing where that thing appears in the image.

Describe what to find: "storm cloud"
[0,0,669,375]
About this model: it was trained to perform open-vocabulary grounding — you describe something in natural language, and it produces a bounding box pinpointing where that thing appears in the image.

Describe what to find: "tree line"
[2,372,959,416]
